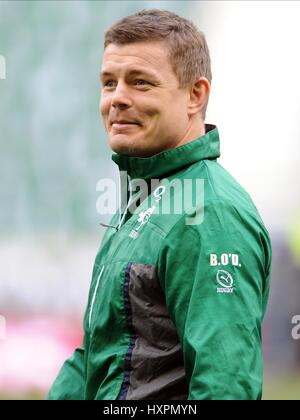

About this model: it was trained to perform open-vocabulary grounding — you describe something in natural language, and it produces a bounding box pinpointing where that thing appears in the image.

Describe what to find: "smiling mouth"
[111,121,140,131]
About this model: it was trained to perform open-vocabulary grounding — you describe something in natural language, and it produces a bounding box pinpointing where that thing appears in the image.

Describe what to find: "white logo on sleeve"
[216,270,234,294]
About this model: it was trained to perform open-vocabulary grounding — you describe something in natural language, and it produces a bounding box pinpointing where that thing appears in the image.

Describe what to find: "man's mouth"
[111,120,141,131]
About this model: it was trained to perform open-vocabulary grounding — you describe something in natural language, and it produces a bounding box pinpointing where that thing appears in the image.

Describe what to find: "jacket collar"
[111,124,220,180]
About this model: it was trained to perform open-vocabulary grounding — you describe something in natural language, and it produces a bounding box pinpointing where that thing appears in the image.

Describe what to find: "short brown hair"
[104,9,212,117]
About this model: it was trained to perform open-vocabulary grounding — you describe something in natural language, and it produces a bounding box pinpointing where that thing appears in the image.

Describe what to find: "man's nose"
[111,82,133,109]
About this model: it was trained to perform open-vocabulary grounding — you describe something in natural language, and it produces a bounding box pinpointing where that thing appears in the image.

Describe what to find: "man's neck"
[174,121,206,149]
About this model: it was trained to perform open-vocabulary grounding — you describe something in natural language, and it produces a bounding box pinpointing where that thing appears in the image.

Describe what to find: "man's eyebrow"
[100,71,113,79]
[128,69,158,78]
[100,69,159,80]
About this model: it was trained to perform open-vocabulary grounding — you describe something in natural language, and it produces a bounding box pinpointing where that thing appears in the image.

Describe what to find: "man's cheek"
[99,97,108,116]
[99,108,109,130]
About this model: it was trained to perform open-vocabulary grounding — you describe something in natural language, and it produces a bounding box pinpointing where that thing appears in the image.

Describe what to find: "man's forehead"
[104,40,167,54]
[102,41,170,68]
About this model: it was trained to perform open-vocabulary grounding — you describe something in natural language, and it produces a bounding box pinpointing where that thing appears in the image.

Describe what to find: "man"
[48,9,271,400]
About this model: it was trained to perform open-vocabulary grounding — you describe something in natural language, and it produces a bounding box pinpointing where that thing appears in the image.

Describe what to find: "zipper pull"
[99,222,119,231]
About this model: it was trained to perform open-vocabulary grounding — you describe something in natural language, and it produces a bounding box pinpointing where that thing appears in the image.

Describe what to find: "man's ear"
[187,77,210,117]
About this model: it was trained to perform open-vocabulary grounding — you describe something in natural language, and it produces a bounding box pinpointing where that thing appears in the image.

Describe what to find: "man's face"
[100,41,192,157]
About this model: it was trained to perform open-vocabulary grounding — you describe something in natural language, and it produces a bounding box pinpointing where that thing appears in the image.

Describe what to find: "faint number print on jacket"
[0,315,6,340]
[0,55,6,80]
[291,315,300,340]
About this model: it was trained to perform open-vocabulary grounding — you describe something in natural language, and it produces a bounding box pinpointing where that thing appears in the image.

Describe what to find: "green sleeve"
[158,201,271,400]
[47,348,85,400]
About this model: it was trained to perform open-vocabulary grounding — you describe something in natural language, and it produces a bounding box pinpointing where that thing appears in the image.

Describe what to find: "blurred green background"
[0,0,300,400]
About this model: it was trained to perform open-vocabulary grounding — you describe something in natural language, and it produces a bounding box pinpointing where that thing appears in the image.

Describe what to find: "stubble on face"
[100,41,193,157]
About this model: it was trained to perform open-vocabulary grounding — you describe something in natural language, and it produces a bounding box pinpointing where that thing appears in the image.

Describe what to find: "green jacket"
[48,125,271,400]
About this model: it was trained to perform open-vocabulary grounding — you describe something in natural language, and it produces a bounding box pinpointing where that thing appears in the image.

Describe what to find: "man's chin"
[109,137,149,157]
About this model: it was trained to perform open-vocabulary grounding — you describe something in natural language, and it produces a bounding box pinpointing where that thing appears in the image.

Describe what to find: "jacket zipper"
[117,175,133,230]
[88,265,105,330]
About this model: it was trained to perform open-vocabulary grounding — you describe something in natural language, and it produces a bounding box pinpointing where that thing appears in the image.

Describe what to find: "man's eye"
[103,80,116,88]
[135,79,150,86]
